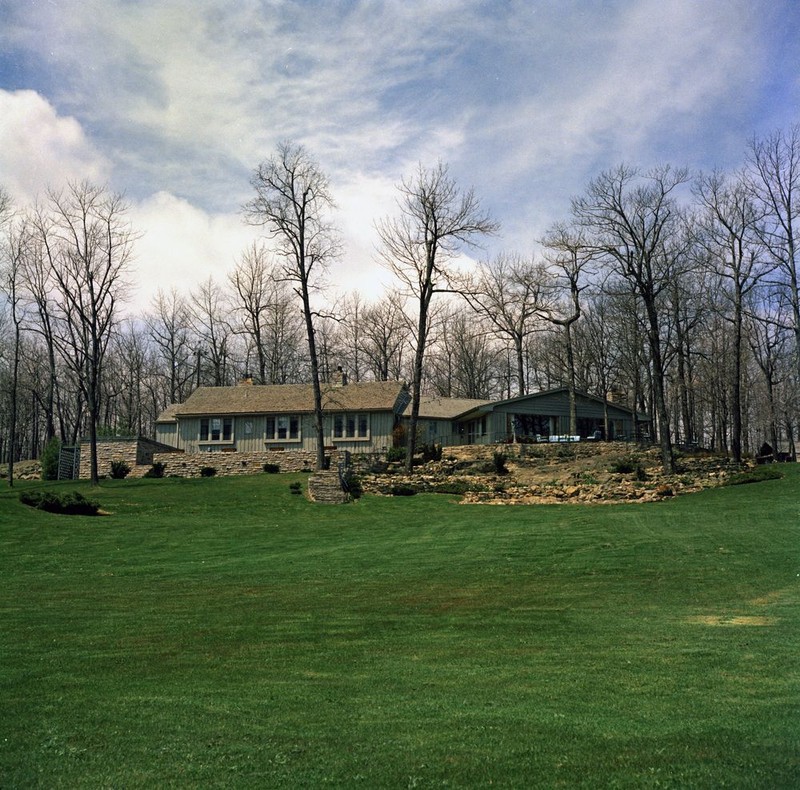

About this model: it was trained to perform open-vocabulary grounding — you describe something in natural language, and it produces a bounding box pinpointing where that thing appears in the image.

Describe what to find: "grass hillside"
[1,471,798,787]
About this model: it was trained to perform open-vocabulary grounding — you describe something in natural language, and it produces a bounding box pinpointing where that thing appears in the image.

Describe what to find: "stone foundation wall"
[78,437,183,479]
[76,439,625,480]
[150,449,344,478]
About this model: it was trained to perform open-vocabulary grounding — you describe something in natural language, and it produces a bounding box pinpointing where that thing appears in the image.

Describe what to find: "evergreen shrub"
[144,462,165,478]
[110,460,131,479]
[20,490,100,516]
[386,447,406,463]
[41,437,61,481]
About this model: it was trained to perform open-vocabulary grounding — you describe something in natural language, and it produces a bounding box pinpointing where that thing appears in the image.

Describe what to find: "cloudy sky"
[1,0,798,314]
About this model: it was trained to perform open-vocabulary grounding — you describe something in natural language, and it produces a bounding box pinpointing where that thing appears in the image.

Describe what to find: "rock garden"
[359,442,771,504]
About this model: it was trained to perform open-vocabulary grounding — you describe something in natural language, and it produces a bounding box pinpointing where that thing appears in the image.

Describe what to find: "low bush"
[342,470,363,499]
[200,466,217,477]
[263,463,280,474]
[386,446,406,463]
[419,442,443,463]
[143,461,165,478]
[20,490,100,516]
[724,466,783,486]
[110,460,131,479]
[610,457,637,474]
[609,456,647,479]
[429,480,473,496]
[493,451,509,475]
[288,481,303,495]
[389,485,417,496]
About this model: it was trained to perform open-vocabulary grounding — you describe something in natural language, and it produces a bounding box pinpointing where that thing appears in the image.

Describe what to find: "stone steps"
[308,470,350,504]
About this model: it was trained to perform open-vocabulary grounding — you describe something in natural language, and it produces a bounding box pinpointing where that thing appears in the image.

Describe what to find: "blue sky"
[1,0,798,312]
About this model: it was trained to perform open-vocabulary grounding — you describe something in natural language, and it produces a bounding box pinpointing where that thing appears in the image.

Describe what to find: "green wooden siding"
[163,411,396,454]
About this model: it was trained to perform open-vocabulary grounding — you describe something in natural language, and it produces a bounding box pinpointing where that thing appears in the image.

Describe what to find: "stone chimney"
[331,366,348,387]
[606,388,629,406]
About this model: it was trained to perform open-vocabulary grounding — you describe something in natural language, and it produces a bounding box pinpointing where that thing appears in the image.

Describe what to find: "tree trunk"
[731,295,743,462]
[564,322,577,435]
[644,299,674,473]
[406,284,432,472]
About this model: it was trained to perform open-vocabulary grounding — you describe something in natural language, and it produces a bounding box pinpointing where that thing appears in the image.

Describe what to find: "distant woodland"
[1,125,798,470]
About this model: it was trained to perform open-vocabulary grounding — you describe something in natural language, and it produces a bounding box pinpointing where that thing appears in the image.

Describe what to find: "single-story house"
[156,376,649,456]
[438,387,648,445]
[155,375,410,454]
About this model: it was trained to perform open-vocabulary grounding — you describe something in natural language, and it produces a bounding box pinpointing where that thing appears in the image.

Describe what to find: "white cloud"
[330,171,399,304]
[0,89,109,203]
[128,191,260,315]
[459,0,770,246]
[127,178,403,319]
[2,0,793,312]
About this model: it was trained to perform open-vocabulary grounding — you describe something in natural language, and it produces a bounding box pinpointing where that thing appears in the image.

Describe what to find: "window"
[266,415,300,442]
[466,416,486,444]
[200,417,233,442]
[333,412,369,440]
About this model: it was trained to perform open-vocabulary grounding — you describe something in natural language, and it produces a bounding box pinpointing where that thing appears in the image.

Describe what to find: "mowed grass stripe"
[1,469,798,787]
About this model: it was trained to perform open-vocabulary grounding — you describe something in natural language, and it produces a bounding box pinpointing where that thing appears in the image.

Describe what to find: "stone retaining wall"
[150,449,343,478]
[78,437,182,479]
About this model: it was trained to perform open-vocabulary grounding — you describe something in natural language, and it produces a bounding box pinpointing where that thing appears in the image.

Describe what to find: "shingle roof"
[166,381,408,417]
[492,387,649,419]
[411,396,493,420]
[155,403,180,423]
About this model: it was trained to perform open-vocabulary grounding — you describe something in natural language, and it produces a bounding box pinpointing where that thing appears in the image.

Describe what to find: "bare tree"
[428,307,499,399]
[664,265,708,447]
[189,276,233,387]
[361,293,409,382]
[227,246,305,385]
[0,189,23,484]
[462,252,547,396]
[145,288,195,405]
[104,320,150,436]
[694,169,768,461]
[263,283,306,384]
[573,291,620,439]
[229,241,274,383]
[747,290,791,456]
[17,206,64,443]
[572,165,690,472]
[337,292,365,382]
[243,142,340,470]
[35,182,136,484]
[747,125,800,384]
[541,223,594,435]
[377,162,497,469]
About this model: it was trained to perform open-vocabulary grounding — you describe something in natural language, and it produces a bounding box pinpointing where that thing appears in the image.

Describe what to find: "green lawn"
[1,469,798,788]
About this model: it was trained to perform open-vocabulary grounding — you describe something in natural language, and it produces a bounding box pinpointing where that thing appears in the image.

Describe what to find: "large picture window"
[200,417,233,442]
[266,415,300,442]
[333,413,369,440]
